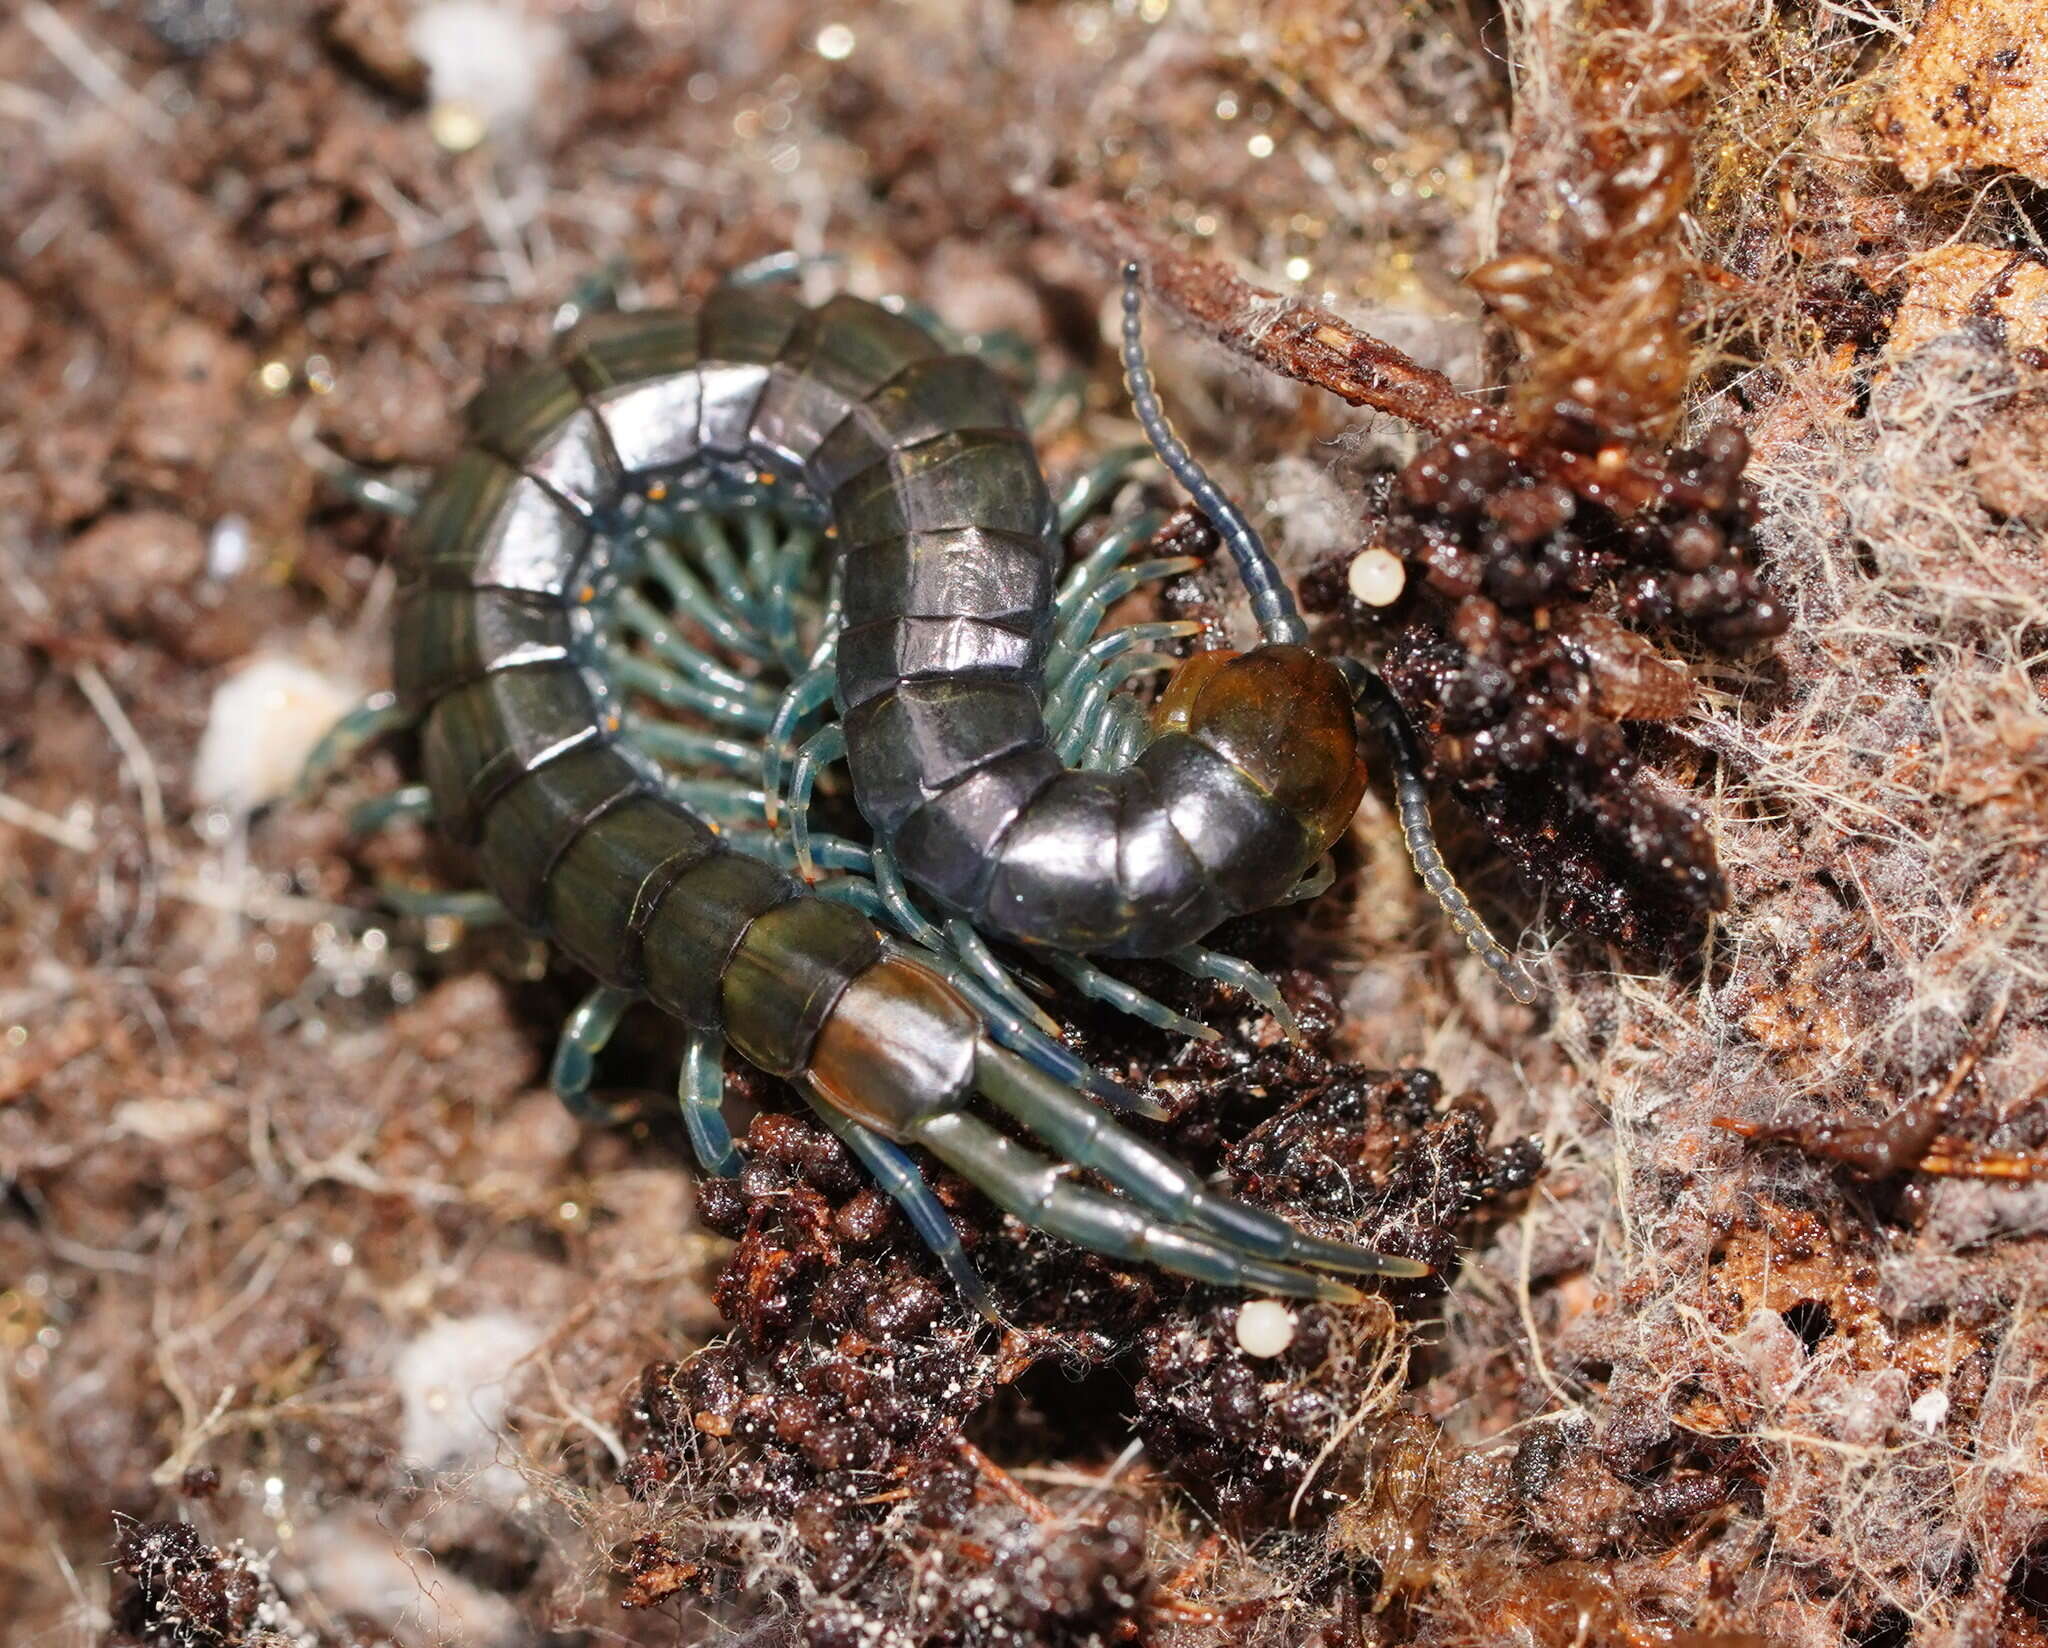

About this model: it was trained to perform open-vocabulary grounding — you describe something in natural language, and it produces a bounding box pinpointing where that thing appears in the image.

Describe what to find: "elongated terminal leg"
[972,1044,1426,1280]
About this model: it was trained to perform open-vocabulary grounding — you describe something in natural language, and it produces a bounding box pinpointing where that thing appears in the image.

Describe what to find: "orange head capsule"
[1156,644,1368,855]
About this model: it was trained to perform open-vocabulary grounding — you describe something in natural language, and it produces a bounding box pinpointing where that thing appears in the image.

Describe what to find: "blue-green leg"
[764,664,837,825]
[346,783,434,836]
[301,433,423,519]
[967,1044,1425,1281]
[681,1031,743,1179]
[1047,557,1201,681]
[551,257,628,333]
[1054,512,1164,618]
[1023,368,1089,438]
[1282,857,1337,904]
[610,651,776,734]
[1056,447,1153,535]
[803,558,845,674]
[727,249,845,288]
[615,588,778,704]
[640,537,775,664]
[681,514,768,632]
[1047,641,1190,756]
[762,525,820,675]
[550,985,636,1123]
[880,936,1162,1120]
[944,918,1061,1039]
[623,716,765,779]
[1169,945,1301,1042]
[1082,696,1152,773]
[1040,953,1219,1044]
[806,1100,999,1324]
[377,885,510,925]
[738,508,784,610]
[786,723,846,880]
[297,691,413,799]
[1046,645,1178,744]
[1105,704,1152,770]
[656,775,771,823]
[863,847,951,951]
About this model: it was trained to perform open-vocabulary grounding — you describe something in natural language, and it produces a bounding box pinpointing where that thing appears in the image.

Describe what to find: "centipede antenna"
[1118,261,1307,648]
[1350,667,1542,1005]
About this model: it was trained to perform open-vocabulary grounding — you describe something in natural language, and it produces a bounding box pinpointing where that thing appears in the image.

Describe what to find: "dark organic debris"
[1362,420,1784,954]
[106,1520,288,1648]
[614,981,1543,1635]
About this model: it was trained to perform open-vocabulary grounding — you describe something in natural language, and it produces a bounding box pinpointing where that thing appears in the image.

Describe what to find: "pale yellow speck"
[1284,255,1311,283]
[429,100,488,154]
[256,360,293,396]
[1247,132,1275,159]
[815,22,855,60]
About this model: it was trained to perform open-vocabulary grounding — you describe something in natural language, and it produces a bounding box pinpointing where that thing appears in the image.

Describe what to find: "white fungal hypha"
[1234,1298,1299,1359]
[407,1,564,148]
[191,656,364,816]
[394,1313,540,1474]
[1260,455,1358,562]
[294,1514,525,1647]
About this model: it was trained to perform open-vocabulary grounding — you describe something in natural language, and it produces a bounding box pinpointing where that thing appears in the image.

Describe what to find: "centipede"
[304,259,1539,1316]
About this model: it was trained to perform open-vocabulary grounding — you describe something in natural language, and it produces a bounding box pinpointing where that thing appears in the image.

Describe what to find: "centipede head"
[1154,644,1368,857]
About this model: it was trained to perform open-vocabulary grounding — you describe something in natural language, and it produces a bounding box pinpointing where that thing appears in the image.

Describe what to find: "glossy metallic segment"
[640,850,800,1031]
[543,796,715,983]
[889,745,1064,913]
[834,615,1039,710]
[842,678,1046,837]
[391,586,576,711]
[722,897,883,1076]
[406,453,594,600]
[1137,734,1311,910]
[475,739,646,926]
[695,286,808,453]
[839,528,1053,635]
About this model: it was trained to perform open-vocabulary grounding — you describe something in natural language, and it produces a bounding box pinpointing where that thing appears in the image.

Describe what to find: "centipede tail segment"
[338,268,1534,1309]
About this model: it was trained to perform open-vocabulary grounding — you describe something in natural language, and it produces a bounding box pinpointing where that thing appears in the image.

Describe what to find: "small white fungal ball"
[408,1,564,146]
[1234,1298,1298,1359]
[1909,1388,1950,1432]
[191,656,364,816]
[1346,545,1407,607]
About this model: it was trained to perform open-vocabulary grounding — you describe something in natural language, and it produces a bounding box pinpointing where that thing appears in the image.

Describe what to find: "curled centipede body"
[307,264,1537,1313]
